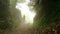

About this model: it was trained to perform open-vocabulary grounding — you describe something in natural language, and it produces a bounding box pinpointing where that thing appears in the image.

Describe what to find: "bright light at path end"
[16,0,36,24]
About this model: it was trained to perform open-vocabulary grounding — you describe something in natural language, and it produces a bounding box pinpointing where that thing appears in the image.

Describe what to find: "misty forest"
[0,0,60,34]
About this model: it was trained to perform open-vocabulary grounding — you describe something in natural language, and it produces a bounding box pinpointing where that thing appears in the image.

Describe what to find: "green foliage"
[33,0,60,28]
[0,0,10,30]
[0,22,10,30]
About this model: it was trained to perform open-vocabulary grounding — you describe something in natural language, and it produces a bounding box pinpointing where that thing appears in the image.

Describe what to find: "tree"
[33,0,60,28]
